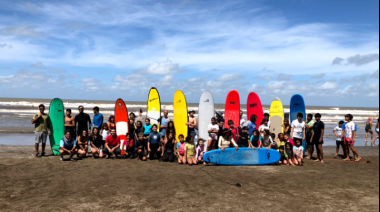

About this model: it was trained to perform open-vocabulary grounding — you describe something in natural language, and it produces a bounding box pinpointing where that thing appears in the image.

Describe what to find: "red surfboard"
[115,99,129,142]
[224,90,240,129]
[247,92,264,130]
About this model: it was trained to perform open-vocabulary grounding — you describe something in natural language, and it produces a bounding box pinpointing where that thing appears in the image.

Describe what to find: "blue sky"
[0,0,379,107]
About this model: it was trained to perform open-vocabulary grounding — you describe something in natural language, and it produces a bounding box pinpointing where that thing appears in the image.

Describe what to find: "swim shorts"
[344,138,354,146]
[209,134,218,141]
[336,140,344,147]
[35,131,48,144]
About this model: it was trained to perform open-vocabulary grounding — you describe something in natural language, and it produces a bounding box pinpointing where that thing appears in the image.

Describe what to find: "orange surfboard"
[115,99,129,142]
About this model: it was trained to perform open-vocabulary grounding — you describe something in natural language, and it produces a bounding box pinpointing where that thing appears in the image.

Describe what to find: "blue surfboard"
[203,148,281,166]
[290,94,307,153]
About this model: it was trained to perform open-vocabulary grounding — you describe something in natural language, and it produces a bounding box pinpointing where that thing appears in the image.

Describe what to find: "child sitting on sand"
[250,130,261,150]
[196,139,206,165]
[277,133,285,149]
[293,140,304,166]
[284,134,295,147]
[285,142,296,167]
[136,133,147,161]
[271,133,277,150]
[276,146,287,165]
[177,135,187,165]
[185,136,197,166]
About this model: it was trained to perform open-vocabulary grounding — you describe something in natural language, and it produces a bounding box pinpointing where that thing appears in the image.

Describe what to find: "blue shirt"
[148,132,161,145]
[248,122,257,136]
[144,125,153,135]
[93,113,104,129]
[60,138,76,149]
[160,117,170,136]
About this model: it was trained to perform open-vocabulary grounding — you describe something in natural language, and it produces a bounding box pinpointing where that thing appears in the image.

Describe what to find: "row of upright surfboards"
[47,88,306,158]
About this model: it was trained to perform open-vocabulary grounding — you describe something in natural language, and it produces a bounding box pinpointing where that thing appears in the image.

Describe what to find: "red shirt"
[106,135,120,147]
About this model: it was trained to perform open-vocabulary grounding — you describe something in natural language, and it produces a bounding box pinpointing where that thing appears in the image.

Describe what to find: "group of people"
[32,103,379,165]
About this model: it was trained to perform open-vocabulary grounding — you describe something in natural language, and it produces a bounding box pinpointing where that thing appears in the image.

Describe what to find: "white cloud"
[277,74,292,81]
[31,62,48,70]
[247,84,259,92]
[216,73,242,82]
[134,59,185,75]
[320,82,339,90]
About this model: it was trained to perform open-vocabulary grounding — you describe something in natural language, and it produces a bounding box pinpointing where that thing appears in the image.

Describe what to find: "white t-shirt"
[101,130,110,141]
[208,124,219,137]
[240,118,246,128]
[258,125,270,133]
[291,120,306,139]
[344,122,356,138]
[334,126,343,141]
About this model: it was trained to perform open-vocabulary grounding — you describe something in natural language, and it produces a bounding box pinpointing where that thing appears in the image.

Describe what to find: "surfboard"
[224,90,240,128]
[269,98,284,141]
[147,87,161,131]
[203,148,281,166]
[247,92,264,130]
[174,91,188,141]
[290,94,307,152]
[49,98,65,156]
[115,99,129,142]
[198,91,215,147]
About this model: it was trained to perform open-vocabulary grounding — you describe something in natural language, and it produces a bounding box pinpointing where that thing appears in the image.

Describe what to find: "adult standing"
[311,113,325,163]
[187,110,198,139]
[64,109,76,140]
[160,110,171,139]
[305,114,315,160]
[245,115,258,137]
[107,115,116,131]
[239,110,246,131]
[75,105,92,136]
[92,107,104,129]
[365,118,374,146]
[31,104,51,157]
[216,111,225,140]
[372,118,379,146]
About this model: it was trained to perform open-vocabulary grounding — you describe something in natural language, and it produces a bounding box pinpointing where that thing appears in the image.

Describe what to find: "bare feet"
[333,154,338,157]
[314,159,320,162]
[343,158,350,161]
[355,157,362,162]
[321,160,325,164]
[305,156,311,160]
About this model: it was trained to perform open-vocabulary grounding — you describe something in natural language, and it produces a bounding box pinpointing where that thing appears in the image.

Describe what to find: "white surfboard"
[198,91,215,147]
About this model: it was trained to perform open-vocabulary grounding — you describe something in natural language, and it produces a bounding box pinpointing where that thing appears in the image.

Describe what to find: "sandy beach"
[0,145,378,212]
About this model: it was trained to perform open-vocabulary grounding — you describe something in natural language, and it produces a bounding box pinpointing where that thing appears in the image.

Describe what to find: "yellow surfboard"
[269,98,284,140]
[174,90,188,141]
[147,87,161,132]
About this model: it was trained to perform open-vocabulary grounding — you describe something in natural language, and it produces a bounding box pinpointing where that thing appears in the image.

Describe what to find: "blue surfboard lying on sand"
[290,94,307,153]
[203,148,281,166]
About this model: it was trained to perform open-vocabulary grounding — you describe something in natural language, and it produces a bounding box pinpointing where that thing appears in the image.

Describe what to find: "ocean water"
[0,98,378,146]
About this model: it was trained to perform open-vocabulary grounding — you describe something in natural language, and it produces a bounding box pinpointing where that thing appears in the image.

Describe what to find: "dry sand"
[0,145,378,212]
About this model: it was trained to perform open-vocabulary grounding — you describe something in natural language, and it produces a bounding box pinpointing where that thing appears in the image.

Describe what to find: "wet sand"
[0,146,379,212]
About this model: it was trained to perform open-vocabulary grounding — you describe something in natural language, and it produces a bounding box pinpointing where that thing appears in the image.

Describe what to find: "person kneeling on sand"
[90,127,104,159]
[103,129,121,159]
[60,131,84,161]
[293,140,304,166]
[177,135,187,164]
[136,133,147,161]
[276,146,287,165]
[185,136,197,166]
[219,128,239,152]
[147,125,162,160]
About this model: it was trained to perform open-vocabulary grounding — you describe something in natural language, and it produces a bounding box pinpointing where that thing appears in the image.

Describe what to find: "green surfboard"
[49,98,65,156]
